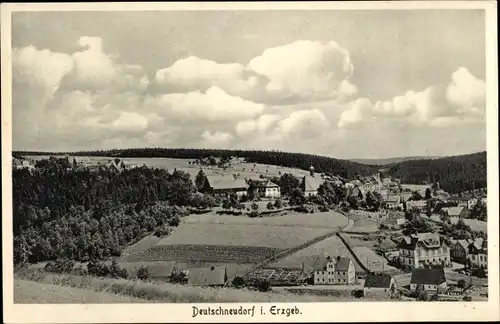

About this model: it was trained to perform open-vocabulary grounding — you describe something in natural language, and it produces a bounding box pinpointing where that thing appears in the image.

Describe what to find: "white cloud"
[153,40,356,105]
[61,36,149,93]
[201,130,234,147]
[248,40,354,101]
[446,67,486,112]
[338,67,486,129]
[274,109,330,137]
[146,86,265,122]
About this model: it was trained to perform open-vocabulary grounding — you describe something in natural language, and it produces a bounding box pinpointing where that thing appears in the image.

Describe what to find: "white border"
[2,2,499,323]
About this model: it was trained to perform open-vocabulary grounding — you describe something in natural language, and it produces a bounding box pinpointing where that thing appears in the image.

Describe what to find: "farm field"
[450,218,487,233]
[270,236,357,272]
[183,211,348,229]
[155,223,333,248]
[349,218,379,233]
[14,279,150,303]
[123,244,284,264]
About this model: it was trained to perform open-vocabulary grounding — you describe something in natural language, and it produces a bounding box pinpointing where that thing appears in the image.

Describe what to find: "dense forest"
[386,152,487,194]
[15,149,487,194]
[13,158,195,265]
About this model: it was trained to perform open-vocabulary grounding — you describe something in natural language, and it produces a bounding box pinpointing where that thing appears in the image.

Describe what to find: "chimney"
[336,255,341,262]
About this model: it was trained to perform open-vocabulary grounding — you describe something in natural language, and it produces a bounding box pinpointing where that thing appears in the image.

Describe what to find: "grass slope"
[16,270,349,302]
[14,279,150,303]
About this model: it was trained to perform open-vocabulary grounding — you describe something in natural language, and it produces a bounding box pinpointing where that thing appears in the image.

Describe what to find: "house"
[262,181,281,199]
[13,157,35,170]
[187,266,227,287]
[398,233,450,270]
[406,200,428,212]
[467,238,487,269]
[410,267,447,292]
[376,238,399,253]
[347,186,364,200]
[204,176,248,198]
[313,256,337,284]
[450,239,472,264]
[313,256,356,285]
[440,206,467,219]
[334,257,356,285]
[363,273,397,296]
[302,166,323,197]
[447,196,476,209]
[384,195,403,210]
[107,158,126,172]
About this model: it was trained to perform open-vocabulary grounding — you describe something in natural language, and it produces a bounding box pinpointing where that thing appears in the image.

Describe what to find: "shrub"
[44,259,75,274]
[430,294,439,301]
[137,266,150,281]
[463,295,472,301]
[255,279,271,292]
[168,216,180,227]
[266,202,274,210]
[274,199,282,209]
[232,276,245,289]
[352,289,364,298]
[71,265,88,276]
[417,291,429,301]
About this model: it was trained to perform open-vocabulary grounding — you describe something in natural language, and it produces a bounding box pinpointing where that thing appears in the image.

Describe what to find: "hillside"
[386,151,487,194]
[15,148,378,178]
[349,156,442,165]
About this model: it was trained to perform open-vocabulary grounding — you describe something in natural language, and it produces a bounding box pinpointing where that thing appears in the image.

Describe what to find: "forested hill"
[16,148,377,179]
[386,151,487,194]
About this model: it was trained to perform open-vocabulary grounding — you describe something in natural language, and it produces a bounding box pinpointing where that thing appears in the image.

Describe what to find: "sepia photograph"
[2,1,499,323]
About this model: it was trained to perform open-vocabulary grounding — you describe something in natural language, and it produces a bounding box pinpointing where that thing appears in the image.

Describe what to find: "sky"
[11,10,487,159]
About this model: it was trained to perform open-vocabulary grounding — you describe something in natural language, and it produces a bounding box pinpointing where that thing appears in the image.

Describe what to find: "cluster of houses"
[200,165,326,200]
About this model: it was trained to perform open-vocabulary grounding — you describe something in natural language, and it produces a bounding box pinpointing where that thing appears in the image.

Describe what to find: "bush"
[137,266,150,281]
[44,259,75,274]
[417,291,429,301]
[255,279,271,292]
[463,295,472,301]
[232,276,245,288]
[266,202,274,210]
[352,289,364,298]
[430,294,439,301]
[274,199,282,209]
[71,265,88,276]
[168,216,180,227]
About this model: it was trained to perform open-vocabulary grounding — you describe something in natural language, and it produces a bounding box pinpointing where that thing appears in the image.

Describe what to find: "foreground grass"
[15,279,152,304]
[15,269,346,303]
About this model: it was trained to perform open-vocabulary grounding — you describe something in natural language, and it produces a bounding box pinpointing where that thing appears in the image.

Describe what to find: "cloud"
[446,67,486,113]
[338,67,485,129]
[153,40,356,104]
[60,36,149,93]
[235,114,281,137]
[201,130,234,147]
[248,40,355,101]
[145,86,265,122]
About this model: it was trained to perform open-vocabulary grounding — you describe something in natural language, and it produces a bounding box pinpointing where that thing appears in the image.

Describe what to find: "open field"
[15,270,346,302]
[25,155,310,180]
[451,218,487,233]
[349,218,379,233]
[14,279,150,303]
[156,223,333,248]
[270,236,357,272]
[183,211,348,229]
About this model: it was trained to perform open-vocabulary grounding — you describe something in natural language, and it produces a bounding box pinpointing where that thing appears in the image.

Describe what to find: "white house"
[363,273,397,296]
[410,267,447,292]
[263,181,281,199]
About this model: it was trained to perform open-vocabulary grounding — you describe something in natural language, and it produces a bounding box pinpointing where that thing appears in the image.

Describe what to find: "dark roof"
[410,268,446,285]
[313,257,329,271]
[364,274,393,288]
[335,257,352,271]
[187,267,227,286]
[398,233,442,250]
[206,176,248,191]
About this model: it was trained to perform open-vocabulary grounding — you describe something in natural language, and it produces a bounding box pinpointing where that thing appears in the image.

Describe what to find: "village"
[13,153,489,302]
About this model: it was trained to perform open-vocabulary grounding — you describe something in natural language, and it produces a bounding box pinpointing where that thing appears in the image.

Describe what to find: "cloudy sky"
[12,10,487,159]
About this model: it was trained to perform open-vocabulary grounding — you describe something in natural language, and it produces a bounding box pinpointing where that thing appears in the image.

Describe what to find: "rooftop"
[410,267,446,285]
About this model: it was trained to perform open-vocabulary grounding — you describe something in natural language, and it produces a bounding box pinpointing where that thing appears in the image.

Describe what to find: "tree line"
[13,157,195,265]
